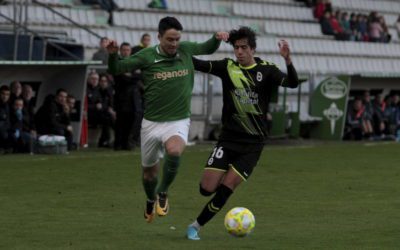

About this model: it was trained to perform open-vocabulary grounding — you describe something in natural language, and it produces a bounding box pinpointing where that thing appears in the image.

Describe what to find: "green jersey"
[108,35,221,122]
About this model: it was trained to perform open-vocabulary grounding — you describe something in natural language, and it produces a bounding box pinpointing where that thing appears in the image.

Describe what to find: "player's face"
[233,38,255,67]
[120,45,131,58]
[158,29,181,56]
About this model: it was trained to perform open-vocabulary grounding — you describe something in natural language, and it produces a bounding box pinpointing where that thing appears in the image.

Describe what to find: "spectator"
[320,11,335,35]
[0,85,11,152]
[92,37,109,65]
[387,94,400,135]
[67,94,80,121]
[330,10,349,40]
[113,42,141,150]
[9,81,22,106]
[357,14,369,41]
[22,84,36,131]
[9,98,35,153]
[379,16,391,43]
[86,71,102,128]
[369,15,383,42]
[372,93,387,136]
[81,0,121,25]
[35,89,73,150]
[148,0,167,9]
[345,99,366,140]
[361,91,374,138]
[98,74,115,147]
[340,12,353,40]
[131,33,152,55]
[313,0,325,20]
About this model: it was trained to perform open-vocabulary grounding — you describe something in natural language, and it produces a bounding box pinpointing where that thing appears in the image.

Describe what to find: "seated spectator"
[320,11,335,35]
[379,16,391,43]
[372,93,388,136]
[98,74,115,147]
[67,94,80,121]
[35,89,73,150]
[92,37,109,65]
[148,0,167,9]
[369,15,383,42]
[0,85,11,152]
[22,84,36,131]
[9,98,36,153]
[345,99,367,140]
[9,81,22,106]
[81,0,121,25]
[313,0,325,20]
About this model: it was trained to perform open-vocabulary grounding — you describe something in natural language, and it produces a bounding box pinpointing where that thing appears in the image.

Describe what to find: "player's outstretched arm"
[190,31,229,56]
[278,39,298,88]
[106,39,143,75]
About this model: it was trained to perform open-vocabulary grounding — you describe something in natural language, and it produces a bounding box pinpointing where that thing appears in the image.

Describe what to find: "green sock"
[157,155,180,194]
[142,176,158,201]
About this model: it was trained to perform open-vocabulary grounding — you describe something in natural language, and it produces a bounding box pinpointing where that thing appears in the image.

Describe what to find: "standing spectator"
[113,42,138,150]
[330,10,349,40]
[362,91,374,131]
[313,0,325,20]
[92,37,109,65]
[340,12,353,40]
[131,33,152,55]
[379,16,391,43]
[387,94,400,135]
[0,85,11,152]
[86,71,102,128]
[9,81,22,106]
[349,13,359,41]
[9,98,35,153]
[98,74,115,147]
[22,84,36,132]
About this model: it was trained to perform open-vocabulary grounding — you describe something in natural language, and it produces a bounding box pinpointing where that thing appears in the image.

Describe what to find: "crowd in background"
[311,0,396,43]
[0,34,150,154]
[345,91,400,141]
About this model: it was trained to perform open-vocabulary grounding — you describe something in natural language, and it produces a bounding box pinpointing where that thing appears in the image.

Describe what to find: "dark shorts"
[204,143,263,181]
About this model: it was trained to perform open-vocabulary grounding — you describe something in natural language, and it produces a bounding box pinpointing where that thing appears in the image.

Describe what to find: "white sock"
[190,220,201,231]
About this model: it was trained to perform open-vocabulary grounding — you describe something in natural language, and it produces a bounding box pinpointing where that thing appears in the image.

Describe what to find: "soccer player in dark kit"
[187,27,299,240]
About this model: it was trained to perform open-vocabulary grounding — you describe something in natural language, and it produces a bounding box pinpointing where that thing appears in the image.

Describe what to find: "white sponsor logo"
[154,59,164,63]
[323,102,344,135]
[320,77,348,100]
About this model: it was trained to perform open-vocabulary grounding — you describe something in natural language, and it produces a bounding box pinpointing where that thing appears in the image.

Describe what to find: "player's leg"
[187,148,262,240]
[156,119,190,216]
[141,119,164,223]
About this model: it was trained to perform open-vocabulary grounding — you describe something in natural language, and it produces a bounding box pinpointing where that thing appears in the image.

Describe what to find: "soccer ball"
[224,207,255,237]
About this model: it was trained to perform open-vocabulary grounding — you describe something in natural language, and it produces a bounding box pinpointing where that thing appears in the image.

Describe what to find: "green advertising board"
[309,76,351,140]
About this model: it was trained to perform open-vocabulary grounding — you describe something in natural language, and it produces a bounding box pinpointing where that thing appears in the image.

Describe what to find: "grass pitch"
[0,142,399,249]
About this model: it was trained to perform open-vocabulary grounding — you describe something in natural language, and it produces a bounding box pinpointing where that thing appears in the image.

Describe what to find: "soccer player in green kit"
[106,16,229,223]
[187,27,299,240]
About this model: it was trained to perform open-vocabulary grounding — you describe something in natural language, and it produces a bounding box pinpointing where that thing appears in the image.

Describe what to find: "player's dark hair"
[56,88,67,96]
[158,16,183,36]
[228,26,257,49]
[0,85,10,92]
[120,42,131,48]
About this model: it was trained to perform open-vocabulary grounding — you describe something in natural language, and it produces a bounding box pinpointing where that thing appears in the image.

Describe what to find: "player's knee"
[165,147,182,157]
[199,184,215,196]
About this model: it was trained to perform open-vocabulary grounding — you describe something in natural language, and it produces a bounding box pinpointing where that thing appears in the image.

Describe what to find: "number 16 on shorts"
[208,146,224,165]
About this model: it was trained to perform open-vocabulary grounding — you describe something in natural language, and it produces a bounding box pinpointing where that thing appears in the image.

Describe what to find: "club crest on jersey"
[256,72,263,82]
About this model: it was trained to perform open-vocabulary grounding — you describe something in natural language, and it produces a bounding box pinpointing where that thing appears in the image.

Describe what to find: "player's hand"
[278,40,291,64]
[215,32,229,42]
[105,38,119,54]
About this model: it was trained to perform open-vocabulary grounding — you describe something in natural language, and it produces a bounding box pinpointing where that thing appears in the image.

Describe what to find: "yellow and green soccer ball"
[224,207,255,237]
